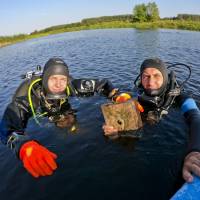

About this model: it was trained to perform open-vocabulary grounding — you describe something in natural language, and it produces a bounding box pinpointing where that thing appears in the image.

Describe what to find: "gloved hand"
[113,93,132,103]
[19,140,58,178]
[113,93,145,112]
[134,101,144,113]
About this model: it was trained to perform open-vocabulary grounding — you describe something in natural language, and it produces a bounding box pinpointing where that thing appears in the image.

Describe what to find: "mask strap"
[134,72,143,88]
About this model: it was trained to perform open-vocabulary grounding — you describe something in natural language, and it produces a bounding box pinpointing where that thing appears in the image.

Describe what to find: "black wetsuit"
[0,77,115,153]
[138,93,200,154]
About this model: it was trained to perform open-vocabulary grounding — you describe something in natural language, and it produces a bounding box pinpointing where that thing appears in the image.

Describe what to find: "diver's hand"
[102,124,119,139]
[19,140,58,178]
[108,88,119,99]
[183,151,200,182]
[112,93,131,103]
[56,114,75,128]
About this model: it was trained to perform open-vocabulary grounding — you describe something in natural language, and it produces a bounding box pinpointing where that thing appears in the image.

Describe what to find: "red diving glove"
[19,140,58,178]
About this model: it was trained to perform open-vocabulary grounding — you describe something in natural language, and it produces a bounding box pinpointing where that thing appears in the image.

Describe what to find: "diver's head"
[42,58,69,99]
[140,58,168,96]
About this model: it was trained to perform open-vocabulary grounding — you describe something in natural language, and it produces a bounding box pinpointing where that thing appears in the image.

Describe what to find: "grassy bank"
[0,32,49,48]
[1,19,200,48]
[132,20,200,31]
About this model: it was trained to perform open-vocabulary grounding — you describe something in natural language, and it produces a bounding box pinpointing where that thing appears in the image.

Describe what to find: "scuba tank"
[21,65,42,80]
[13,65,42,100]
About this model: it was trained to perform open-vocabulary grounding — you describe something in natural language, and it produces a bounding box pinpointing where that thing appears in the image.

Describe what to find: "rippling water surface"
[0,29,200,200]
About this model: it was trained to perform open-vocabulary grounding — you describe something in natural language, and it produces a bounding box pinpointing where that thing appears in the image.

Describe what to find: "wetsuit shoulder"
[71,78,115,97]
[175,93,199,114]
[13,77,42,100]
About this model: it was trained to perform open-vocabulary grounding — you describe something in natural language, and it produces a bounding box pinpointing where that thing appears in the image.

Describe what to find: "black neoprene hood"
[140,58,168,96]
[42,57,69,99]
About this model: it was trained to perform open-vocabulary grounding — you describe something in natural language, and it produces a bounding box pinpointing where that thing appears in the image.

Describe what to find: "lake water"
[0,28,200,200]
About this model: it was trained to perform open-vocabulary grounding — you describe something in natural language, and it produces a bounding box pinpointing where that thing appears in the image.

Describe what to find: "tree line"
[30,2,200,35]
[81,15,133,24]
[32,15,133,34]
[177,14,200,21]
[1,1,200,45]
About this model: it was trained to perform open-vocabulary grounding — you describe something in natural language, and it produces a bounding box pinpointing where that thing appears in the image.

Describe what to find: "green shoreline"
[1,20,200,48]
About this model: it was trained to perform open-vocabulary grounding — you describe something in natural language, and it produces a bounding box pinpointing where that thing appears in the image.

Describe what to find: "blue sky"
[0,0,199,36]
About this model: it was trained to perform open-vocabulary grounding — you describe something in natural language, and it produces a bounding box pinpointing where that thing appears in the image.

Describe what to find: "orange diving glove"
[135,101,144,113]
[114,93,132,103]
[114,93,145,112]
[19,140,58,178]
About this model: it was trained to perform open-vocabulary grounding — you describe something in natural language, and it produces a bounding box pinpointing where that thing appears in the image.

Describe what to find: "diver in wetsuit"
[103,58,200,183]
[0,57,117,178]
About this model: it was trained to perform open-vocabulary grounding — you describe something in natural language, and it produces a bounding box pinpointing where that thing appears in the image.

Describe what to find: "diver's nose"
[55,80,61,88]
[147,77,154,87]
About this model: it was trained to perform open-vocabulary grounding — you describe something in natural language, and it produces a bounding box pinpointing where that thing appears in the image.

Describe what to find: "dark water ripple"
[0,29,200,200]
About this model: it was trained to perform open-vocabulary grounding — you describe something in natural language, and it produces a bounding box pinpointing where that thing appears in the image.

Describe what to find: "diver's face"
[48,75,68,94]
[141,68,163,90]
